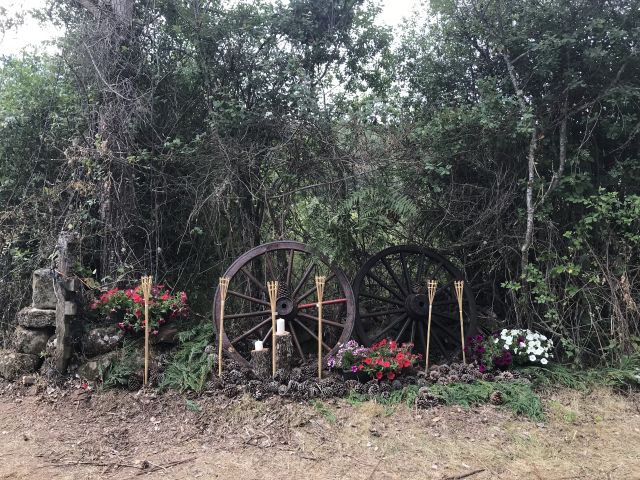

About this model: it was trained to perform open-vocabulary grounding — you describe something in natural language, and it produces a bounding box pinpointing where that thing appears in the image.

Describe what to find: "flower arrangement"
[467,329,553,371]
[327,339,422,381]
[326,340,371,372]
[91,284,188,334]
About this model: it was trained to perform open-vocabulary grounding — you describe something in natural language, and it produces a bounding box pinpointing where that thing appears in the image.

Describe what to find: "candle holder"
[218,277,230,377]
[315,275,326,379]
[267,281,279,377]
[425,279,437,371]
[454,280,466,364]
[140,275,153,386]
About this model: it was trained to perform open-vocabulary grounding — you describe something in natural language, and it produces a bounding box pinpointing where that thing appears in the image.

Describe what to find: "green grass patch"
[346,381,544,421]
[520,354,640,392]
[311,400,337,423]
[159,322,215,393]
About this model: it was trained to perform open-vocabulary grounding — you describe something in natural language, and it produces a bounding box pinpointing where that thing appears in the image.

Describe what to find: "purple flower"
[351,365,358,373]
[479,363,487,373]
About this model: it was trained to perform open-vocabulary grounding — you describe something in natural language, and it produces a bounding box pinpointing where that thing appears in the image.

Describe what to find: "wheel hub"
[404,293,429,321]
[276,296,298,321]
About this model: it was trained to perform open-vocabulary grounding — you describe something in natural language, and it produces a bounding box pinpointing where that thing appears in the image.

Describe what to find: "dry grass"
[0,384,638,479]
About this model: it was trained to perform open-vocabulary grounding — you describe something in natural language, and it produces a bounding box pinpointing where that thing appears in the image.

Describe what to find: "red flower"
[131,293,143,303]
[180,292,187,303]
[403,359,411,368]
[375,371,383,380]
[358,364,364,370]
[134,309,142,318]
[383,361,390,368]
[375,358,383,365]
[90,301,99,310]
[125,289,133,297]
[379,339,387,346]
[395,352,404,361]
[117,322,125,330]
[387,372,395,380]
[389,340,397,350]
[364,357,372,365]
[161,292,170,301]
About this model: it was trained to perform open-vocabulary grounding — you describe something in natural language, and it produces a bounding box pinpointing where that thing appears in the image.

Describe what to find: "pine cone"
[367,384,380,396]
[245,379,262,394]
[278,384,289,396]
[429,370,442,381]
[332,382,347,398]
[461,373,474,384]
[416,392,440,409]
[379,391,391,401]
[221,369,243,386]
[481,372,495,381]
[438,364,451,375]
[252,386,266,400]
[223,384,239,398]
[300,364,316,380]
[290,368,303,382]
[265,380,280,394]
[490,391,504,405]
[344,380,359,392]
[287,380,301,393]
[404,375,417,385]
[417,377,429,387]
[274,368,290,384]
[302,381,320,399]
[379,381,391,393]
[496,371,514,382]
[437,377,448,385]
[450,363,462,372]
[448,374,461,383]
[127,373,143,391]
[354,383,367,395]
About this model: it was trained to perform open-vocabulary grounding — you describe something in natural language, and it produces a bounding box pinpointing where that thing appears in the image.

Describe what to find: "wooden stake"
[218,277,230,377]
[425,280,437,371]
[315,276,325,379]
[140,275,153,386]
[454,280,466,364]
[267,281,279,377]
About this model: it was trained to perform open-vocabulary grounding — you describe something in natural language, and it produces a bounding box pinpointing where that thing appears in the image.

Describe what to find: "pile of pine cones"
[207,360,522,403]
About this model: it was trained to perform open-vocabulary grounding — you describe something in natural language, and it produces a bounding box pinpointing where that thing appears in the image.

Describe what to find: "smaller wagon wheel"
[353,245,477,363]
[213,241,356,368]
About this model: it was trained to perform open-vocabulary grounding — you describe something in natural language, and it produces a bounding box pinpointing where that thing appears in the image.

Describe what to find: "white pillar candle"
[276,318,286,335]
[254,340,264,351]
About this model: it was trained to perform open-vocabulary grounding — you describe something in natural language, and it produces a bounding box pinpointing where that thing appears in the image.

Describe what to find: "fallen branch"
[444,469,485,480]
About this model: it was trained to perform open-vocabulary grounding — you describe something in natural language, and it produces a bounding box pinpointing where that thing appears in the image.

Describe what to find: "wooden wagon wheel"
[213,241,356,368]
[353,245,477,363]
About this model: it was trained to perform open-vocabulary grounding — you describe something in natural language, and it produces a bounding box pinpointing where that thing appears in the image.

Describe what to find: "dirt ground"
[0,382,639,480]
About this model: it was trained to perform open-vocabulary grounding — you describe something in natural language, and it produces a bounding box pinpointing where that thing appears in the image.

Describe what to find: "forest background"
[0,0,638,367]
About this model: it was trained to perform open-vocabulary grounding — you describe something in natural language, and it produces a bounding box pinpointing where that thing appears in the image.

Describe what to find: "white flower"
[540,358,548,365]
[544,353,549,358]
[494,338,499,344]
[501,329,508,336]
[529,354,537,362]
[504,336,513,345]
[540,335,547,340]
[504,344,510,350]
[526,333,534,340]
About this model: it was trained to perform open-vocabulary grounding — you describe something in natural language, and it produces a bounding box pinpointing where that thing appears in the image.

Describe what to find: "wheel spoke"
[395,318,412,342]
[289,322,305,359]
[229,318,270,344]
[433,299,458,307]
[359,307,404,319]
[296,273,335,302]
[292,260,315,298]
[414,254,426,285]
[298,312,344,329]
[225,309,271,320]
[367,271,405,302]
[399,252,413,293]
[227,289,269,306]
[372,314,407,342]
[262,325,273,344]
[241,267,268,294]
[286,249,295,287]
[293,318,331,351]
[381,257,409,296]
[360,291,404,307]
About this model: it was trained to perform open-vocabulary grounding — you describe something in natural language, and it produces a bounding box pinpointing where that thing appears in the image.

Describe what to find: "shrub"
[467,329,554,371]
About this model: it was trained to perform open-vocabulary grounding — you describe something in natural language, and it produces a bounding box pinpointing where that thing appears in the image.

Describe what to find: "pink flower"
[180,292,187,303]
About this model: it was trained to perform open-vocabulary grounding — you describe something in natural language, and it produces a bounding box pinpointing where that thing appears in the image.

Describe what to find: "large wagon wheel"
[353,245,477,363]
[213,241,355,368]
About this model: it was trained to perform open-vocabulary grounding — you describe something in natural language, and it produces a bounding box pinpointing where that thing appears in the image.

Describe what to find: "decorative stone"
[22,375,36,386]
[32,268,57,309]
[16,307,56,329]
[81,326,124,357]
[78,351,118,381]
[0,350,41,380]
[13,326,52,355]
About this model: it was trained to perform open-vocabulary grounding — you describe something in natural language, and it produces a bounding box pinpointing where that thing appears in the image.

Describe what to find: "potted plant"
[356,339,422,381]
[91,283,188,336]
[326,340,371,382]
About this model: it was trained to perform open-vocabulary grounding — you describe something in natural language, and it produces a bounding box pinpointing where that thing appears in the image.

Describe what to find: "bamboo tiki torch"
[141,275,153,386]
[454,280,466,364]
[315,275,326,379]
[218,277,230,377]
[425,280,438,371]
[267,281,279,377]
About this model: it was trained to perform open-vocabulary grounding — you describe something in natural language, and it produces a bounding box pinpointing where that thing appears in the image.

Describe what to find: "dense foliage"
[0,0,638,366]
